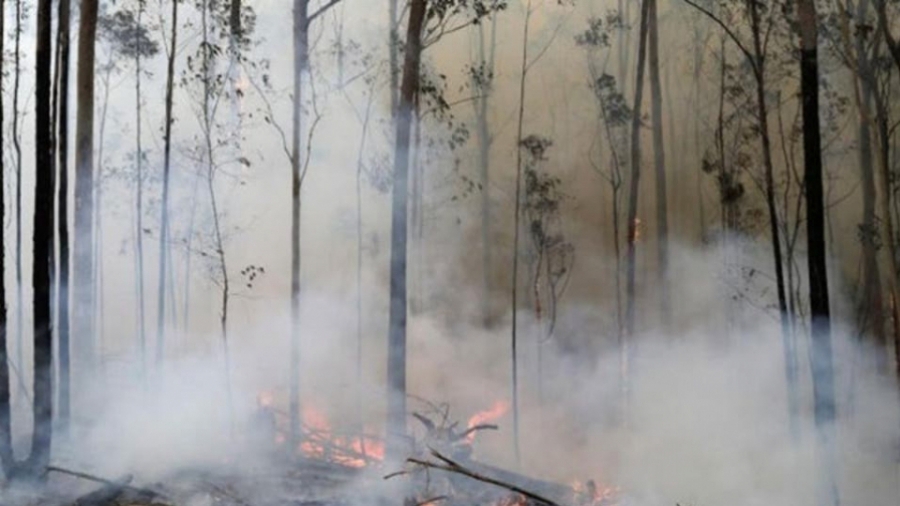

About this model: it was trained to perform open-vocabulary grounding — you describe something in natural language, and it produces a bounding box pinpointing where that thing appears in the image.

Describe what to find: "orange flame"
[465,400,510,443]
[300,406,385,467]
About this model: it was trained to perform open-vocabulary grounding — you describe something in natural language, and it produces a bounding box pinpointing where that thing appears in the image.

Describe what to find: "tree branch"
[680,0,755,70]
[308,0,342,25]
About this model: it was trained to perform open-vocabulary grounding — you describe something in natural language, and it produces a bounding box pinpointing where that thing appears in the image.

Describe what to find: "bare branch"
[680,0,755,69]
[308,0,343,25]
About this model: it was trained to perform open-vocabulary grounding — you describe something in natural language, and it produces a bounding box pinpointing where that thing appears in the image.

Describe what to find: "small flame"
[465,400,510,443]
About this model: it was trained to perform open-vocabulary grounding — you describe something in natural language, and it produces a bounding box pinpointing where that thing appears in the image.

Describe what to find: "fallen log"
[453,455,576,505]
[405,450,564,506]
[47,465,165,504]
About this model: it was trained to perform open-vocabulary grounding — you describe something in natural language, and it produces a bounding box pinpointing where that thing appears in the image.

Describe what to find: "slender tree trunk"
[289,0,309,453]
[74,0,98,372]
[386,0,426,462]
[157,0,178,366]
[851,0,887,369]
[623,0,650,424]
[747,0,799,438]
[0,0,14,475]
[13,0,23,401]
[475,14,497,327]
[135,1,147,378]
[510,2,534,465]
[29,0,54,475]
[874,0,900,355]
[199,0,234,428]
[646,0,669,325]
[354,82,376,453]
[55,0,72,431]
[796,1,838,504]
[389,0,399,116]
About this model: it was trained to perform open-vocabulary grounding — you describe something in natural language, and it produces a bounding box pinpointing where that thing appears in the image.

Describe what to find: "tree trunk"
[74,0,98,371]
[646,0,669,326]
[135,0,147,378]
[13,0,23,401]
[623,0,650,423]
[510,2,534,465]
[386,0,425,462]
[55,0,72,431]
[29,0,54,475]
[290,0,309,453]
[851,0,887,370]
[0,0,13,475]
[157,0,178,366]
[747,0,799,438]
[796,1,838,504]
[389,0,400,116]
[475,13,497,327]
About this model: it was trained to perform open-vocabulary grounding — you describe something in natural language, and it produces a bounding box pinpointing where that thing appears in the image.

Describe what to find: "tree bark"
[74,0,98,371]
[386,0,426,462]
[29,0,54,475]
[796,1,838,504]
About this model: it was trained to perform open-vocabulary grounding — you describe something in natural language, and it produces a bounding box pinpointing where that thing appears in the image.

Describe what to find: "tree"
[54,0,72,431]
[157,0,178,367]
[0,0,11,476]
[647,0,669,324]
[30,0,54,476]
[289,0,345,451]
[13,0,24,398]
[796,0,838,503]
[471,12,498,327]
[74,0,99,372]
[623,0,650,422]
[682,0,800,438]
[386,0,426,462]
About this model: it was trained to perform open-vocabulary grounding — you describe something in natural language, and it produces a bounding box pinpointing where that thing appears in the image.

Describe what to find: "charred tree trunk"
[386,0,426,461]
[157,0,178,366]
[796,1,838,504]
[647,0,669,325]
[74,0,98,371]
[55,0,72,431]
[29,0,54,475]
